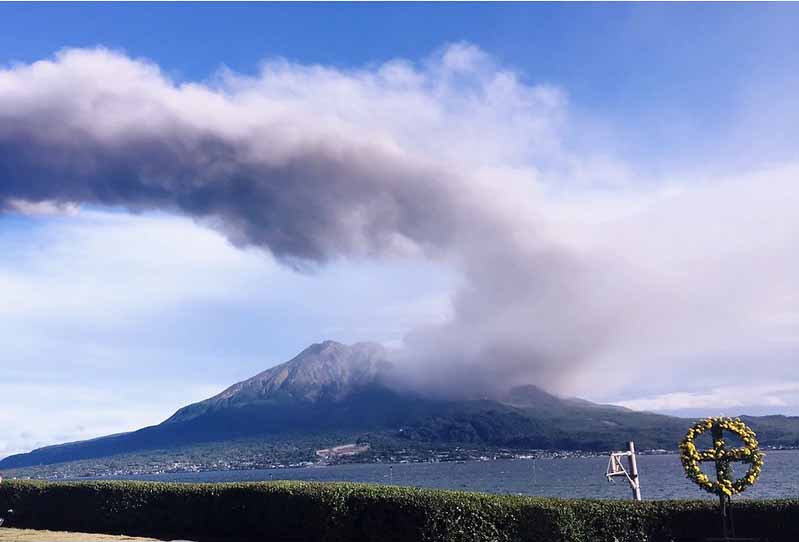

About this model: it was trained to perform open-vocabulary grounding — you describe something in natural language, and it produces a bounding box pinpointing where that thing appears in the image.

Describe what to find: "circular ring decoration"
[679,417,764,497]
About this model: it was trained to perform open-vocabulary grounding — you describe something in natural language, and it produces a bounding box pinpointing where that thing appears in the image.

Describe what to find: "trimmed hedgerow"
[0,479,797,541]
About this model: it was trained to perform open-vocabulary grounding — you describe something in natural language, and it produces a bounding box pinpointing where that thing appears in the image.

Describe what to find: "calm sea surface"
[106,450,799,500]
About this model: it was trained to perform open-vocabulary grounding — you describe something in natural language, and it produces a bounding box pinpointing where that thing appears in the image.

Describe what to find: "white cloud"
[617,382,799,416]
[0,210,270,323]
[0,379,223,458]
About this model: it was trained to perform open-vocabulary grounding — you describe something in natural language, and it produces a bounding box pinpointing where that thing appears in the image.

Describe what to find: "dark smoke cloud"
[0,108,459,266]
[3,47,797,399]
[0,47,603,395]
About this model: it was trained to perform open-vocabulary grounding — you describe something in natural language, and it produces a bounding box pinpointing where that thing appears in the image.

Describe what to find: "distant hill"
[3,340,799,470]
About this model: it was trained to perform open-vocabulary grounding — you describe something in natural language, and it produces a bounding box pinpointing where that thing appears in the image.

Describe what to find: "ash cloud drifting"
[2,45,798,398]
[0,50,461,264]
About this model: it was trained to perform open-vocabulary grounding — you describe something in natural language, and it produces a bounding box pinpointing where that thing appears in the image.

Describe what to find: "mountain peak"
[303,339,344,352]
[166,340,392,423]
[217,339,392,402]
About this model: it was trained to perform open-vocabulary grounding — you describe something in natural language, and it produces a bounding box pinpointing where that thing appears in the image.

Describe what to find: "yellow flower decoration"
[679,417,764,496]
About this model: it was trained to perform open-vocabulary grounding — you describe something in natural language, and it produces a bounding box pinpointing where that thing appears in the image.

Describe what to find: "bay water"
[108,449,799,500]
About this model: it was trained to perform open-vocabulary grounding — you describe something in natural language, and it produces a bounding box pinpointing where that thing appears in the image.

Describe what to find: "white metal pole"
[627,441,641,501]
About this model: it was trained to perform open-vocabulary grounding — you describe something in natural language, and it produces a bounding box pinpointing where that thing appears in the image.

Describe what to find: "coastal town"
[1,440,675,481]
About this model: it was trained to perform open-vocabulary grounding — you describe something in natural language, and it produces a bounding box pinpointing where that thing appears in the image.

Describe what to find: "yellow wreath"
[679,416,764,496]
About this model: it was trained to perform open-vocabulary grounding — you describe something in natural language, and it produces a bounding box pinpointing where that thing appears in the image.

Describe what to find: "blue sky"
[1,3,799,458]
[2,2,797,168]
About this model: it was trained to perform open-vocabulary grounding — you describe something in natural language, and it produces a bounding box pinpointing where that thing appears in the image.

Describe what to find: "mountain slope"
[3,340,799,469]
[166,340,392,424]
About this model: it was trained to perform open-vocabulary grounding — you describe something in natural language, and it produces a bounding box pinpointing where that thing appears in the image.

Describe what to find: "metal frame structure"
[606,441,641,501]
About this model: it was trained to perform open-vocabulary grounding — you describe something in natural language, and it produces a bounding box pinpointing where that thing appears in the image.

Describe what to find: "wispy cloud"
[617,382,799,417]
[0,379,223,458]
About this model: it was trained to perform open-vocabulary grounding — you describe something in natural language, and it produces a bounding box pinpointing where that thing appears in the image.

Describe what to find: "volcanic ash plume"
[2,46,798,398]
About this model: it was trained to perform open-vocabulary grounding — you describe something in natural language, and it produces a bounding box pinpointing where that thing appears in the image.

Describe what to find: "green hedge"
[0,480,797,542]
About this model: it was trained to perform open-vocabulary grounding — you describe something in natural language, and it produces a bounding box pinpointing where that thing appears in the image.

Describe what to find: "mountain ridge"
[3,340,799,469]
